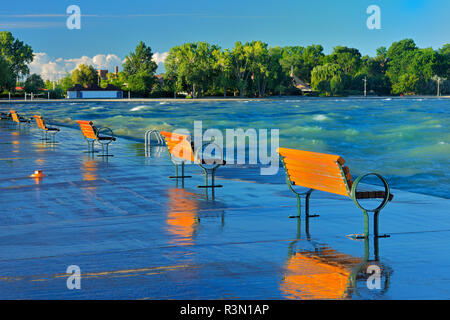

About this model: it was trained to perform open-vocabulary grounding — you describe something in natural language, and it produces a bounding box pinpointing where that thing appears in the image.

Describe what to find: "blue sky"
[1,0,449,79]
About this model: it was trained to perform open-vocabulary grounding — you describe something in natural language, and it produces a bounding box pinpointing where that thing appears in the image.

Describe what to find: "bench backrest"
[160,131,195,162]
[10,110,20,123]
[34,115,47,130]
[76,120,98,140]
[278,147,353,197]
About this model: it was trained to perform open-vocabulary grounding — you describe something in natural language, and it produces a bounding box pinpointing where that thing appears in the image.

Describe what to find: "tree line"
[163,39,449,97]
[1,30,449,98]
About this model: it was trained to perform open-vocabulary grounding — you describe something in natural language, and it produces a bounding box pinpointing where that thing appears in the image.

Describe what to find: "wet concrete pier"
[0,122,449,299]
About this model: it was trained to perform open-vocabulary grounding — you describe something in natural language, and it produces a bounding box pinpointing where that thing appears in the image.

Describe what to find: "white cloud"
[152,52,169,65]
[29,52,169,81]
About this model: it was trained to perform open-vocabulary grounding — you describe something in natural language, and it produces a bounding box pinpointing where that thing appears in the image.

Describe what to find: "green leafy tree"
[279,46,304,78]
[24,73,44,94]
[299,45,325,83]
[386,39,440,94]
[436,44,450,79]
[0,31,33,82]
[327,46,362,75]
[163,50,180,98]
[100,71,127,89]
[278,44,324,89]
[267,46,290,95]
[250,43,287,97]
[71,64,98,86]
[122,41,158,96]
[0,55,14,90]
[213,48,234,96]
[311,63,343,96]
[248,41,270,97]
[231,41,254,97]
[59,74,74,92]
[386,39,418,94]
[123,41,158,75]
[356,48,390,95]
[164,42,218,98]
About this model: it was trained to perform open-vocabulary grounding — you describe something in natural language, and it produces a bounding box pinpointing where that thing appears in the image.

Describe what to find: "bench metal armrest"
[96,126,116,143]
[350,172,391,212]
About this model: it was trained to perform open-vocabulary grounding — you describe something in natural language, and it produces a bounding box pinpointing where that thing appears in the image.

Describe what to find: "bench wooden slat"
[34,115,46,130]
[77,120,98,139]
[282,157,348,179]
[278,147,345,166]
[279,147,351,197]
[286,166,352,185]
[287,169,349,196]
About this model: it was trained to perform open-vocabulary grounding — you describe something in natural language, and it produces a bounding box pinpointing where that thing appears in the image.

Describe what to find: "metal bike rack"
[144,130,165,157]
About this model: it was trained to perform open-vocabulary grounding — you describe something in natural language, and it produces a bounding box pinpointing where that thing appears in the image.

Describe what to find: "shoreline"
[0,95,449,104]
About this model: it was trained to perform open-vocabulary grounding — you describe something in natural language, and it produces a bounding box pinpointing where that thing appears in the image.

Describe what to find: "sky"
[1,0,449,80]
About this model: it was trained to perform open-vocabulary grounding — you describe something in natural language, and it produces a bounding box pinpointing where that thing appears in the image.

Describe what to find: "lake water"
[2,97,449,198]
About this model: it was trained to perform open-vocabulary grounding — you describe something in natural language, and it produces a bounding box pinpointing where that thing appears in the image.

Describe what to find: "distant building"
[67,84,123,99]
[97,70,108,80]
[290,72,312,93]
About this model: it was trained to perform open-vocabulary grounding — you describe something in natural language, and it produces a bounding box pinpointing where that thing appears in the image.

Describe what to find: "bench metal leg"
[374,209,390,238]
[355,209,390,239]
[288,189,319,219]
[197,166,223,189]
[40,130,49,141]
[97,143,114,157]
[87,140,94,153]
[49,132,58,144]
[83,140,98,154]
[305,191,319,218]
[289,194,302,218]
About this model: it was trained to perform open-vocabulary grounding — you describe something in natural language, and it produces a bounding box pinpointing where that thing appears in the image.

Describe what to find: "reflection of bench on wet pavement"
[277,147,393,238]
[76,120,116,157]
[160,131,226,189]
[34,115,59,143]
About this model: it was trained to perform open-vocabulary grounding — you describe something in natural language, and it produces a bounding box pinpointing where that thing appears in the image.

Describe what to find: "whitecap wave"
[130,105,148,112]
[313,114,328,121]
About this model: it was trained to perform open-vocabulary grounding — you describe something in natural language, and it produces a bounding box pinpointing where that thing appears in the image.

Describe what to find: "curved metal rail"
[145,130,165,157]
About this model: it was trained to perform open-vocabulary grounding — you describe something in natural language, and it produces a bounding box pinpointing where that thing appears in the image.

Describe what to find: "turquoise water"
[2,97,449,198]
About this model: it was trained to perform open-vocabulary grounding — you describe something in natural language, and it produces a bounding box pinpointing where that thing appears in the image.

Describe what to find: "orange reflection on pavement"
[82,158,98,190]
[280,247,361,300]
[166,188,199,246]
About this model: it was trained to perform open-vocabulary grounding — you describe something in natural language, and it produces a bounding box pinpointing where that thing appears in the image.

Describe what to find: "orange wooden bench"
[10,110,30,125]
[160,131,225,189]
[34,115,60,142]
[278,147,393,238]
[76,120,116,156]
